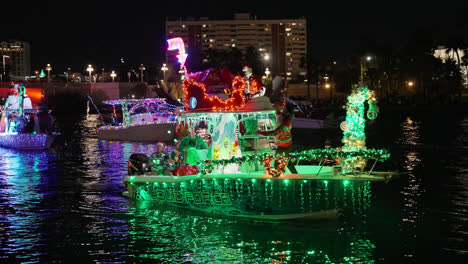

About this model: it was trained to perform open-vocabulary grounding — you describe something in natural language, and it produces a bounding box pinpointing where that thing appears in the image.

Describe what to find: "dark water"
[1,107,467,263]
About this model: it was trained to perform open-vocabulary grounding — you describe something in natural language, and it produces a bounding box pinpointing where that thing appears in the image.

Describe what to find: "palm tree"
[445,34,466,99]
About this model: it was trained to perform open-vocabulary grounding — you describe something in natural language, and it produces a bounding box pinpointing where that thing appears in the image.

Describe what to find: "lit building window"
[286,72,292,76]
[285,28,291,31]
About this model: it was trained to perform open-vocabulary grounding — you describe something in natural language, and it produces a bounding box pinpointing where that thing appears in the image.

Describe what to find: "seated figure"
[34,104,54,134]
[149,142,172,175]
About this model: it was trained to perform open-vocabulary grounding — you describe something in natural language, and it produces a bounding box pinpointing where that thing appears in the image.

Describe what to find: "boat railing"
[198,148,391,178]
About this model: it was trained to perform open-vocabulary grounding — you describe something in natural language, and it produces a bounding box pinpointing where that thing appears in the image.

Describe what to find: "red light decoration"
[183,76,246,112]
[263,154,287,178]
[248,75,262,94]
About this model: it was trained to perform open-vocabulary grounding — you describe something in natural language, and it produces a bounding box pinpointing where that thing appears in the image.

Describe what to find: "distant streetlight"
[407,81,414,87]
[361,55,373,82]
[161,63,168,82]
[86,64,94,83]
[264,53,270,61]
[110,71,117,82]
[35,70,39,78]
[46,64,52,83]
[265,67,270,77]
[139,64,146,83]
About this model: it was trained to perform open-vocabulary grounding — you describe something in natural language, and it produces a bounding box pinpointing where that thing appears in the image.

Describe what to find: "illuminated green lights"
[340,85,380,173]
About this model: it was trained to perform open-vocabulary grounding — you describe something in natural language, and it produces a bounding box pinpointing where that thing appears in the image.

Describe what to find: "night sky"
[2,0,467,74]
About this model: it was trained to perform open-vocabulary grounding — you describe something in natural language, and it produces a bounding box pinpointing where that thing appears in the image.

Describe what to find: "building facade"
[0,40,31,77]
[166,13,307,80]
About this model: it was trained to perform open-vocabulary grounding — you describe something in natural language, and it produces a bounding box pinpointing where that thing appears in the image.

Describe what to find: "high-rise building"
[165,13,307,80]
[0,40,31,77]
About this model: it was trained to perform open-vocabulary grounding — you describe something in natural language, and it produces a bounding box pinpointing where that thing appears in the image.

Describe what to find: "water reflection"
[0,148,56,260]
[126,203,341,263]
[442,116,468,258]
[4,111,467,262]
[398,116,423,261]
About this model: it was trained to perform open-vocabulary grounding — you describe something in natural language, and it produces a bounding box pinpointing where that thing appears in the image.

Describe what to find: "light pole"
[265,67,270,85]
[46,64,52,83]
[110,71,116,82]
[161,63,168,82]
[139,64,145,83]
[324,75,331,102]
[86,64,94,83]
[65,67,70,82]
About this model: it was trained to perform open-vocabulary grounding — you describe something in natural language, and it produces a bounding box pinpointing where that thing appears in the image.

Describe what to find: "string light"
[339,85,380,173]
[198,148,390,176]
[183,76,246,112]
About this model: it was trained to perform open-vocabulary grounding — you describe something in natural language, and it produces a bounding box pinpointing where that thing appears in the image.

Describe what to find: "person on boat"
[23,113,36,133]
[149,142,172,175]
[170,140,182,175]
[257,100,294,153]
[34,103,54,134]
[176,136,203,176]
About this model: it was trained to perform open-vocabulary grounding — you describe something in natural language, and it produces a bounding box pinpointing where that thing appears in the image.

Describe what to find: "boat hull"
[0,133,57,150]
[97,123,176,142]
[123,170,393,219]
[292,117,336,129]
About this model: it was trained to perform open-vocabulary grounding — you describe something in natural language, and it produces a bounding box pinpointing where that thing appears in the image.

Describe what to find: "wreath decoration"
[263,154,288,178]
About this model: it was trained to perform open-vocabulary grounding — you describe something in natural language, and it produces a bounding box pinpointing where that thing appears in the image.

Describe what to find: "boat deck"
[124,170,397,184]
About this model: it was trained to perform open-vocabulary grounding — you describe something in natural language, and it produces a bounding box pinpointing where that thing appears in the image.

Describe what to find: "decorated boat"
[122,38,396,220]
[97,98,178,142]
[0,83,58,150]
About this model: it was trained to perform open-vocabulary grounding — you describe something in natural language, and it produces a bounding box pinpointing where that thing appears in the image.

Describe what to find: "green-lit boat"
[122,85,396,220]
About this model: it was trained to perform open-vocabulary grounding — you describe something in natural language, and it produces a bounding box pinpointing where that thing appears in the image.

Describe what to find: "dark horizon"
[2,0,467,74]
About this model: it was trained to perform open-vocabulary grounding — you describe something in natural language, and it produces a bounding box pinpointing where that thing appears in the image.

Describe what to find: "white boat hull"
[292,117,336,129]
[97,123,176,142]
[0,133,57,150]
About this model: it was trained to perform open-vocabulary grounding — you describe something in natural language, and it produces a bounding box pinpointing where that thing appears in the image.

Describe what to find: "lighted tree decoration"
[339,85,379,173]
[39,70,46,78]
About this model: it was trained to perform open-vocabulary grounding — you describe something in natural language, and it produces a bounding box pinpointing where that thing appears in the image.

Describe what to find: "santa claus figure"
[5,82,33,110]
[242,64,265,98]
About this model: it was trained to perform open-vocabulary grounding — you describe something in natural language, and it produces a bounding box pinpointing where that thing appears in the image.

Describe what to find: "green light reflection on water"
[125,179,376,263]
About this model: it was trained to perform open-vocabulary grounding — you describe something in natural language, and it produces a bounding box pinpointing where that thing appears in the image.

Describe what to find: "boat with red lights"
[97,98,178,142]
[0,83,58,150]
[121,38,396,220]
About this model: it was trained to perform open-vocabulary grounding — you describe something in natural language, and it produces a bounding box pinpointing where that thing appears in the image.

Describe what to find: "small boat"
[0,130,58,150]
[97,98,178,142]
[0,83,58,150]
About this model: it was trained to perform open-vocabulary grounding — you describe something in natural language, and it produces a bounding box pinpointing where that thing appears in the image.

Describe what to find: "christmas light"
[339,85,380,173]
[182,76,246,112]
[167,37,188,68]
